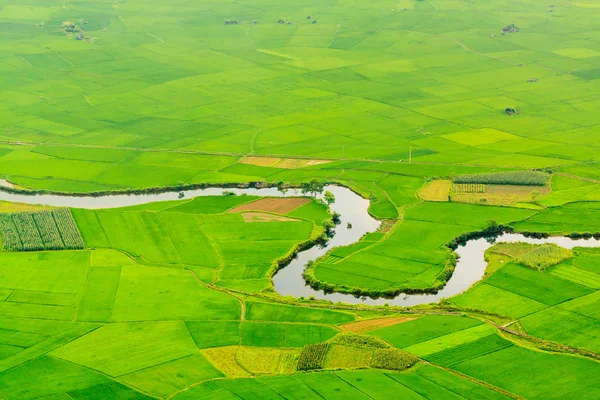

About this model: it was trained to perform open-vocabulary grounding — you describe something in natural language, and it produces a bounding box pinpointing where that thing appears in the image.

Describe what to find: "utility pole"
[409,146,412,164]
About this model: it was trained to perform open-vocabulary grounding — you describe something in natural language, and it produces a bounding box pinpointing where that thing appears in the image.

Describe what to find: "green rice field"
[1,0,600,398]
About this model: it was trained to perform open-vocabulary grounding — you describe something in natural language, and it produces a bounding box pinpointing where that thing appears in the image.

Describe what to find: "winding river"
[0,185,598,306]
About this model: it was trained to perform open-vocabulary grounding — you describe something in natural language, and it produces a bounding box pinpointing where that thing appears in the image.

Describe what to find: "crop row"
[0,214,21,251]
[453,171,549,186]
[297,342,329,370]
[52,208,85,249]
[13,212,44,251]
[0,209,84,252]
[34,212,64,250]
[452,183,486,193]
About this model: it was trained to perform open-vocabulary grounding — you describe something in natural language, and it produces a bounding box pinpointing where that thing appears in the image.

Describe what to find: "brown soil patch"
[242,212,298,222]
[340,317,416,333]
[241,156,281,167]
[229,197,311,214]
[378,220,395,234]
[275,158,332,169]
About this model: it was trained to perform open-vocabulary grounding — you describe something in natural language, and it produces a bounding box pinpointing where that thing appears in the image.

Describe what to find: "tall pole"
[409,146,412,164]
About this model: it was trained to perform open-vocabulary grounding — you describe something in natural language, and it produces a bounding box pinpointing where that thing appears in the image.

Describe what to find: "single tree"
[323,191,335,205]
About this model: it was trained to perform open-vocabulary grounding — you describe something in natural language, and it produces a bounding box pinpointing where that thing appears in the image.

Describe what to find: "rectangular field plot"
[453,346,600,399]
[371,315,482,348]
[404,324,496,357]
[485,263,593,305]
[0,209,83,251]
[520,307,600,353]
[425,334,513,367]
[450,283,547,318]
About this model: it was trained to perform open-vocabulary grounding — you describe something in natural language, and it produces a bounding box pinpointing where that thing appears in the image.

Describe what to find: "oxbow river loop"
[0,185,598,306]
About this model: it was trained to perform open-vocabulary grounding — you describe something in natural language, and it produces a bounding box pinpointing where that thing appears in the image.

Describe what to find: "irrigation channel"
[1,185,599,306]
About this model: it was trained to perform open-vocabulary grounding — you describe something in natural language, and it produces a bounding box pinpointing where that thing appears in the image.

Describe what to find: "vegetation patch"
[451,184,550,206]
[371,348,419,371]
[419,180,451,201]
[201,346,251,378]
[241,156,281,167]
[454,171,549,186]
[297,342,329,371]
[452,183,486,193]
[331,332,390,348]
[516,243,574,271]
[241,212,298,222]
[324,344,373,369]
[0,208,84,251]
[339,317,414,334]
[235,347,299,375]
[228,197,311,214]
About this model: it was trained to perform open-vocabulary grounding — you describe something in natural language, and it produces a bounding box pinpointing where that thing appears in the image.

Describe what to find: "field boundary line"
[419,362,524,400]
[47,355,161,399]
[496,324,600,361]
[331,372,376,399]
[194,215,224,269]
[556,172,600,185]
[72,250,92,322]
[261,375,327,400]
[147,32,164,42]
[189,269,246,321]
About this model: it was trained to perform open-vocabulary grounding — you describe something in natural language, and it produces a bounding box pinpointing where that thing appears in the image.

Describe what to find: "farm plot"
[453,346,600,399]
[0,209,83,251]
[73,198,315,272]
[310,202,533,295]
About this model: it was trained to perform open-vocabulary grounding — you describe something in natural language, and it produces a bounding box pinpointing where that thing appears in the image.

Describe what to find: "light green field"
[1,0,600,398]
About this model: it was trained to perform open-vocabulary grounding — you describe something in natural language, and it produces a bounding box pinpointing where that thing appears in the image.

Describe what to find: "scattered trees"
[301,180,325,197]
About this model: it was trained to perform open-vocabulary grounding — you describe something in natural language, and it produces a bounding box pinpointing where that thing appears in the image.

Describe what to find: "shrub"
[453,171,549,186]
[371,348,419,371]
[331,333,390,349]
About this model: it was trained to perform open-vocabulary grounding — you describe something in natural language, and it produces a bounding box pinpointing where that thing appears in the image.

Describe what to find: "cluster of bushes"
[567,232,600,240]
[297,342,329,370]
[453,171,549,186]
[447,221,510,250]
[371,348,419,371]
[502,24,519,32]
[331,333,390,349]
[516,244,573,271]
[224,19,239,25]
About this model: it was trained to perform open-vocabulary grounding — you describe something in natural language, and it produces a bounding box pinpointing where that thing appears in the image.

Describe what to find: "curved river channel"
[1,185,599,307]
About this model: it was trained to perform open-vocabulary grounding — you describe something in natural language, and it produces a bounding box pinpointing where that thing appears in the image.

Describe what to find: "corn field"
[297,342,329,370]
[0,209,84,252]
